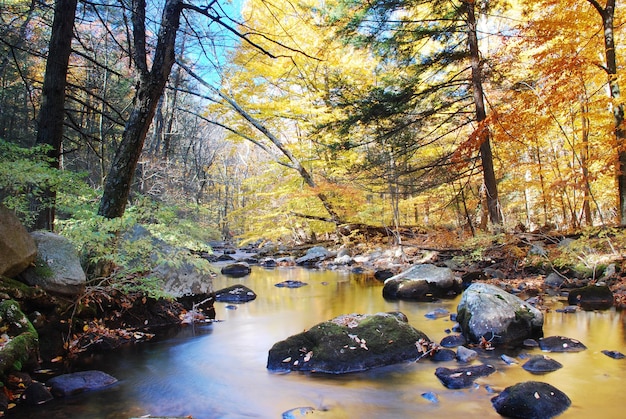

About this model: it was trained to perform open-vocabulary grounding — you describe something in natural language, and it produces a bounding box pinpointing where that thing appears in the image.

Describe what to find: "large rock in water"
[267,312,431,374]
[456,283,543,346]
[382,264,462,301]
[20,231,86,296]
[0,204,37,277]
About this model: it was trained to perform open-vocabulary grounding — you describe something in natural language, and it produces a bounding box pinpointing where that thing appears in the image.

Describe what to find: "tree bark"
[588,0,626,224]
[98,0,183,218]
[32,0,78,231]
[466,0,502,227]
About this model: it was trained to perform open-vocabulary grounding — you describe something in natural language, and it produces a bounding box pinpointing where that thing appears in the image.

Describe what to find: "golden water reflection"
[13,266,626,418]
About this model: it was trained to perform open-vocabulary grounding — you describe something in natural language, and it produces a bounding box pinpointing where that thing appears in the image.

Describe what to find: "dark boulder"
[214,284,257,303]
[434,364,496,389]
[374,269,395,281]
[440,334,466,347]
[539,336,587,352]
[491,381,571,419]
[567,285,613,310]
[220,262,251,278]
[47,370,118,397]
[440,334,466,348]
[431,348,456,362]
[382,264,463,301]
[456,283,543,346]
[21,382,53,405]
[522,355,563,374]
[267,312,431,374]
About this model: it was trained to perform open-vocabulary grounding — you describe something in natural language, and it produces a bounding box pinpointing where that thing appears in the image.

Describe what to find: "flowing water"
[12,266,626,418]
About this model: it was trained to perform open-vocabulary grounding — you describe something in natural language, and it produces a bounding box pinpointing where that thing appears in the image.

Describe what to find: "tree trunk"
[32,0,78,230]
[466,1,502,227]
[588,0,626,224]
[98,0,183,218]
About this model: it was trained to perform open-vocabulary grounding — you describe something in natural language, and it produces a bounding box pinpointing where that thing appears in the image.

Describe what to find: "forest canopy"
[0,0,624,243]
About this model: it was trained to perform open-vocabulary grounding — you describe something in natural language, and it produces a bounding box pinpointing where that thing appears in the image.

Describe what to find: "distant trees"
[1,0,625,239]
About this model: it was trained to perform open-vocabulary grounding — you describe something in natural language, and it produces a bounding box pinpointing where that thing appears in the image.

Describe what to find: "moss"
[31,256,54,279]
[0,300,39,379]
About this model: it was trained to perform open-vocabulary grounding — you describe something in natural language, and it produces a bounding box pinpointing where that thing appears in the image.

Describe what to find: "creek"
[11,266,626,418]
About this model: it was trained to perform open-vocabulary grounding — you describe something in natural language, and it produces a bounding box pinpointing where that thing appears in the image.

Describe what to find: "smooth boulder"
[267,312,431,374]
[0,204,37,277]
[382,264,463,301]
[491,381,571,419]
[456,283,543,346]
[47,370,118,397]
[20,231,86,296]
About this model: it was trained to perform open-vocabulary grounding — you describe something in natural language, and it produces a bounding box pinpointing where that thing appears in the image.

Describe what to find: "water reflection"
[10,267,626,418]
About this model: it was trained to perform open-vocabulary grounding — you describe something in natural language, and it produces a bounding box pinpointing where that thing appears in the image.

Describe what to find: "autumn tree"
[324,0,505,228]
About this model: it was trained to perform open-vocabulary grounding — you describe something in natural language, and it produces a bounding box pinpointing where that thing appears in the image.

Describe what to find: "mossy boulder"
[0,299,39,378]
[457,283,543,346]
[267,312,431,374]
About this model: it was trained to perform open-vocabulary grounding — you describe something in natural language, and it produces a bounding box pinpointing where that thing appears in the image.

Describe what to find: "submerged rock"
[267,312,431,374]
[491,381,571,419]
[456,283,544,346]
[382,264,463,301]
[47,370,118,397]
[275,280,308,288]
[539,336,587,352]
[434,364,496,389]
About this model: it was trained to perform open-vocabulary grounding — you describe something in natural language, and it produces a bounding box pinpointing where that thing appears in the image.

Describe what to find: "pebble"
[421,392,439,404]
[500,354,518,365]
[602,350,625,359]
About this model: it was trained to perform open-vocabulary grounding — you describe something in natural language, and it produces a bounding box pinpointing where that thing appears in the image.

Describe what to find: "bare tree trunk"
[466,1,501,227]
[32,0,78,230]
[588,0,626,224]
[98,0,183,218]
